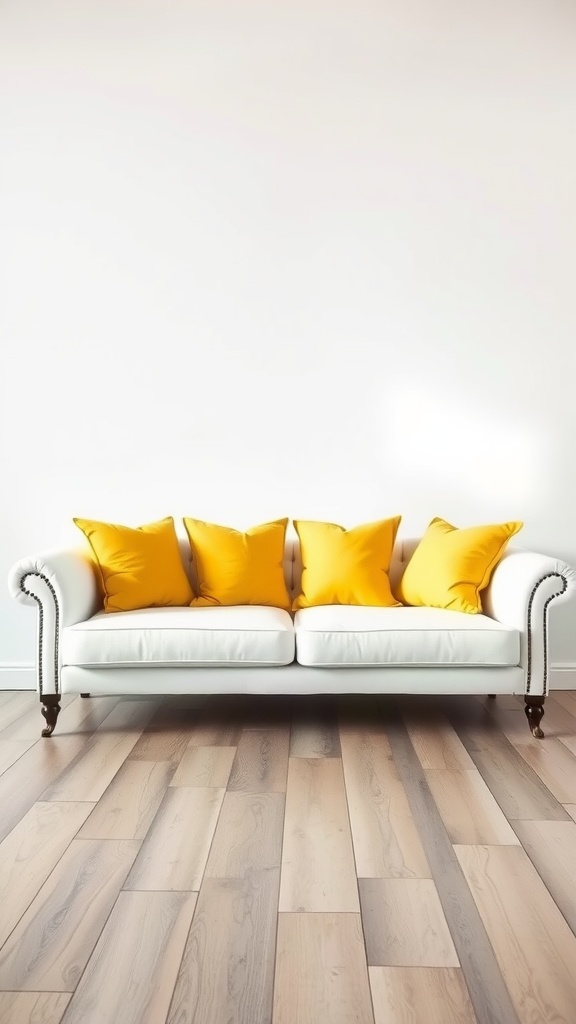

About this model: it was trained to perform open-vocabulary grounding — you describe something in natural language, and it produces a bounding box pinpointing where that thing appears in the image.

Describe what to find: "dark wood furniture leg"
[524,695,545,738]
[40,695,61,737]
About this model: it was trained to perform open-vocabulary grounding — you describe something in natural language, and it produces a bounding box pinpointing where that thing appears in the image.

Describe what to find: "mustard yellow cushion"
[397,517,523,614]
[184,517,291,608]
[293,517,402,609]
[73,516,194,613]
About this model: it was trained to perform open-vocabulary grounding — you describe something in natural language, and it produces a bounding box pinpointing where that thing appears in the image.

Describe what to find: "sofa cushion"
[397,517,523,614]
[294,606,519,667]
[73,516,194,612]
[63,606,295,667]
[184,517,291,609]
[292,517,401,609]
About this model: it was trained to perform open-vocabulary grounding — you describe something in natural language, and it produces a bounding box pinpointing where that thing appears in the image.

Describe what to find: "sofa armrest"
[483,550,576,696]
[8,548,102,696]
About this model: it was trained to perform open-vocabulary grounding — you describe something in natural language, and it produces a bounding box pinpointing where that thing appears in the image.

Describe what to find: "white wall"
[2,0,576,685]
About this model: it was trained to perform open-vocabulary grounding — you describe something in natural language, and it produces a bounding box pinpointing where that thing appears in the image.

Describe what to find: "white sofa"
[8,533,576,738]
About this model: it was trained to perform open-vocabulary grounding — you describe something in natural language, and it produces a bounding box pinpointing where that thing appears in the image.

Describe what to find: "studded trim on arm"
[526,572,567,696]
[19,572,60,697]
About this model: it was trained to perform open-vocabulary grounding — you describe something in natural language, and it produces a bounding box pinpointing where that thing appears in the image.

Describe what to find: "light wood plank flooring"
[1,691,576,1023]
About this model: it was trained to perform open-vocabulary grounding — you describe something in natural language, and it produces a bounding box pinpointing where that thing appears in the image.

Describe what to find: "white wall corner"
[0,664,36,690]
[549,664,576,690]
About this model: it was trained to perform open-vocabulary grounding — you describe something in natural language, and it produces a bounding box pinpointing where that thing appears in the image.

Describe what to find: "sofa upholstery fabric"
[62,605,295,667]
[294,605,519,667]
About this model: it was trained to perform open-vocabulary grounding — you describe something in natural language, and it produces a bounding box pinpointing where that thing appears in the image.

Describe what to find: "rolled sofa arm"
[483,550,576,696]
[7,549,101,697]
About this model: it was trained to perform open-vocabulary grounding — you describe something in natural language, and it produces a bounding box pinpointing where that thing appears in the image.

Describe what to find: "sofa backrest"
[178,532,419,604]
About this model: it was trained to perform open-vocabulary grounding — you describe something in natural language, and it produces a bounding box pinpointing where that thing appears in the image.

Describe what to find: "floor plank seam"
[385,700,521,1024]
[337,706,378,1024]
[0,848,95,960]
[507,818,576,940]
[162,898,201,1024]
[270,761,291,1023]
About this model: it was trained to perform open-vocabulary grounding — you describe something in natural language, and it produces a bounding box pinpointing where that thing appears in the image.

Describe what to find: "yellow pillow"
[293,517,402,609]
[184,517,291,608]
[397,516,523,614]
[73,516,194,613]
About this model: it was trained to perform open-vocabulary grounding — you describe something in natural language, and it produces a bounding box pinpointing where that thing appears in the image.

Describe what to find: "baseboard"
[0,665,36,690]
[549,665,576,690]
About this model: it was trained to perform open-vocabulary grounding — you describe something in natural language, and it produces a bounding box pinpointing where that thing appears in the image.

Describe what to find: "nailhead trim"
[526,572,567,696]
[19,573,60,697]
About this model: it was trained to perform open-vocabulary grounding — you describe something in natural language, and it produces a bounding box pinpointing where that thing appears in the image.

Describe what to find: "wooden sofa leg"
[41,695,61,737]
[524,695,545,739]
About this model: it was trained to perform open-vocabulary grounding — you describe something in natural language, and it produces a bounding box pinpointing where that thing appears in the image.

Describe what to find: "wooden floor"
[1,689,576,1024]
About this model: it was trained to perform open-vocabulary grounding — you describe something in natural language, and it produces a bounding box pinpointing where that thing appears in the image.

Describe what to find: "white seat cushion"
[294,606,519,667]
[63,606,295,668]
